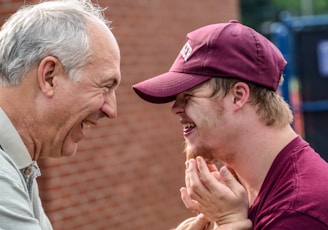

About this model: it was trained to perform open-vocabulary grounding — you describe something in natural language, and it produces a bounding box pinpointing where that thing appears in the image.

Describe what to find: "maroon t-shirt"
[248,136,328,229]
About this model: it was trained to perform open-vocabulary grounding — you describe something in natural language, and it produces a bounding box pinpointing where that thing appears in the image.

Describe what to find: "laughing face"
[35,20,121,159]
[172,79,235,164]
[59,21,121,157]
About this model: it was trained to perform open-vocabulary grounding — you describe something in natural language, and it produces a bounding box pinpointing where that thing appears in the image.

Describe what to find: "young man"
[0,0,121,229]
[133,20,328,229]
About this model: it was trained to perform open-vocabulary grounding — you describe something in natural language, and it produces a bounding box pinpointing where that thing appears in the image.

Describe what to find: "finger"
[207,163,219,172]
[174,213,210,230]
[207,162,223,181]
[185,163,203,200]
[195,156,222,191]
[192,213,211,229]
[195,156,210,172]
[184,161,193,197]
[211,171,222,181]
[186,159,208,197]
[220,166,245,194]
[180,187,201,212]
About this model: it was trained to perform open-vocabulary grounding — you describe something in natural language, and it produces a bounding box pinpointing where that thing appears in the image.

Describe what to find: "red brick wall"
[0,1,239,229]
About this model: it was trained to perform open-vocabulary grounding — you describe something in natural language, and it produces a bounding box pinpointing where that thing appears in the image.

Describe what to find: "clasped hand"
[180,156,250,228]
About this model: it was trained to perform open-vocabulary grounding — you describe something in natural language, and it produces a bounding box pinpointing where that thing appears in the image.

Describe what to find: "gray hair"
[0,0,110,86]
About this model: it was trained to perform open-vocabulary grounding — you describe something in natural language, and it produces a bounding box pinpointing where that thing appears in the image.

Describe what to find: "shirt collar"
[0,107,33,169]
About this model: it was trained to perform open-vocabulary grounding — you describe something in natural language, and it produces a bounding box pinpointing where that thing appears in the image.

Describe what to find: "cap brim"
[132,71,211,104]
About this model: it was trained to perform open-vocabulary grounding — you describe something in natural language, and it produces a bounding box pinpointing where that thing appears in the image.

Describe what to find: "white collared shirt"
[0,108,53,230]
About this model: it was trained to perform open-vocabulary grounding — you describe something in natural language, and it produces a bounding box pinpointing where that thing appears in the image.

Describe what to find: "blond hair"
[210,77,293,127]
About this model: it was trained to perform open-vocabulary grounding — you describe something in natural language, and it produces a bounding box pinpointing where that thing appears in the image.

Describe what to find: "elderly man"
[0,0,121,229]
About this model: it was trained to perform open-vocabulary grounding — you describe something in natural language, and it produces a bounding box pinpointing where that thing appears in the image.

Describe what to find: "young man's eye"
[183,93,193,100]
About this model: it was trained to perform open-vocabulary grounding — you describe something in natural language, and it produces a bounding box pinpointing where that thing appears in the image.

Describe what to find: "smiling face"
[35,19,121,159]
[171,79,236,164]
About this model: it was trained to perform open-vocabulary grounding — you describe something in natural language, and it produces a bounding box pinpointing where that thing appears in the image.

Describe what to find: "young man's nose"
[171,93,186,115]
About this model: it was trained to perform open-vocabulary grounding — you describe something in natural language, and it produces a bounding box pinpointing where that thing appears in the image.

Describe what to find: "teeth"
[183,123,195,129]
[82,120,95,128]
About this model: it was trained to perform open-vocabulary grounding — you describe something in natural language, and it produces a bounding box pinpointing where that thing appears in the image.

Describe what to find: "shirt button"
[24,167,32,176]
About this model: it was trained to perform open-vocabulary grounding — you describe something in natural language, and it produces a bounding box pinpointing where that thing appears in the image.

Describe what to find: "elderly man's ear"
[37,56,63,97]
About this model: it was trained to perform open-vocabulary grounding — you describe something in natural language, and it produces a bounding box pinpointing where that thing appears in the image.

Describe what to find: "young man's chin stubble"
[183,140,239,180]
[183,140,221,165]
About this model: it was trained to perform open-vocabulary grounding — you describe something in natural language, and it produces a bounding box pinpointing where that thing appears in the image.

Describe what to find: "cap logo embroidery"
[180,42,192,61]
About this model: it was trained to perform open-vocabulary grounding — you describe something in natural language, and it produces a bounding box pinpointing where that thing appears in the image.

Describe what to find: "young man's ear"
[232,82,250,108]
[37,56,62,97]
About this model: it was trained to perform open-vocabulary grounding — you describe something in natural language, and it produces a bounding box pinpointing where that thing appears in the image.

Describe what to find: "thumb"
[174,213,210,230]
[193,213,211,229]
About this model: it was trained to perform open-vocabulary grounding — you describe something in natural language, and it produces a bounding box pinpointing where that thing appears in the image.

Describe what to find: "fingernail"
[221,166,228,176]
[196,156,202,164]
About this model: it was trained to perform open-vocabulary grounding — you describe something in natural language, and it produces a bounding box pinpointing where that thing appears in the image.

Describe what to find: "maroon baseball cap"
[132,20,287,104]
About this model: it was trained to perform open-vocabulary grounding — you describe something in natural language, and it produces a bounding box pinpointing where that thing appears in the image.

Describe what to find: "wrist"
[214,219,253,230]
